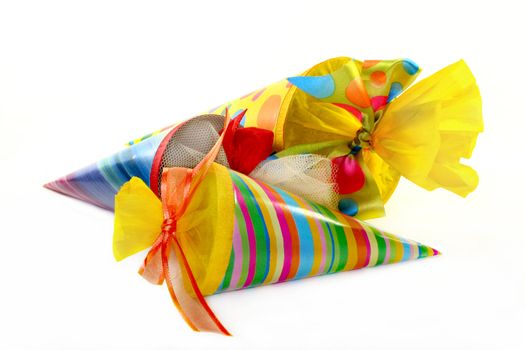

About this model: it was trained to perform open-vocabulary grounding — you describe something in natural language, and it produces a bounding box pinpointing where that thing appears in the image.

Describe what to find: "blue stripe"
[272,187,315,280]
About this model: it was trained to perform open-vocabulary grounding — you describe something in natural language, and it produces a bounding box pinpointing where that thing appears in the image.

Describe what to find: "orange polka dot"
[257,95,282,130]
[345,79,371,108]
[370,71,387,87]
[362,60,380,69]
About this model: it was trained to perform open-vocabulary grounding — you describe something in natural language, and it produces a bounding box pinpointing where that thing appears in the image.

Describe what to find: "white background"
[1,0,524,349]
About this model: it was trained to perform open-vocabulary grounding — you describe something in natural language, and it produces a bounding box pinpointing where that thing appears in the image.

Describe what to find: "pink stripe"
[64,173,111,209]
[407,238,418,259]
[51,178,107,209]
[233,186,257,288]
[256,181,293,282]
[229,214,243,290]
[251,88,266,101]
[314,218,327,275]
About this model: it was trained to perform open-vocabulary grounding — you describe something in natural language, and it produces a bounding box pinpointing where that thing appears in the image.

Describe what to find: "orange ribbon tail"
[137,110,232,335]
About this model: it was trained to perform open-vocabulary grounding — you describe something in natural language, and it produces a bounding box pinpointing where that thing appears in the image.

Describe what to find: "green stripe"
[231,173,269,286]
[418,244,429,259]
[317,205,348,273]
[219,247,235,291]
[371,227,386,266]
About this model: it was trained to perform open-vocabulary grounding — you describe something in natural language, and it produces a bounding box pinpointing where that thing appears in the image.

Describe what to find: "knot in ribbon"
[349,127,372,154]
[161,218,176,235]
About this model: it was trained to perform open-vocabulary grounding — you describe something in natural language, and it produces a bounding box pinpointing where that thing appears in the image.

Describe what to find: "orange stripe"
[349,220,369,269]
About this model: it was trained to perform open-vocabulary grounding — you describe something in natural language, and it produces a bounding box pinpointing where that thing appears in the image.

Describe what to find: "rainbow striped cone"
[113,159,440,335]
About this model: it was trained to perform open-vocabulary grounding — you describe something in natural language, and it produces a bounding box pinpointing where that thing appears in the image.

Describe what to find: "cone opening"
[152,114,230,195]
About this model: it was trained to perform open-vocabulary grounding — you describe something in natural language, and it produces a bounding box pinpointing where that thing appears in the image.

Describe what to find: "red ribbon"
[222,110,274,175]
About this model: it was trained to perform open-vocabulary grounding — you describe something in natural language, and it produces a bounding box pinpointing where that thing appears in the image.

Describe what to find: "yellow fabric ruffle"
[113,163,234,296]
[113,177,163,262]
[373,60,483,197]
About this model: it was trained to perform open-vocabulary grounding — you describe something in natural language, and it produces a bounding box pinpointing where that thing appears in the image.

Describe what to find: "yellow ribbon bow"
[113,113,233,335]
[371,60,483,196]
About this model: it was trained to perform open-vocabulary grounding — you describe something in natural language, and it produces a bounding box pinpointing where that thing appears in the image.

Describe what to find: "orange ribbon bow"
[114,112,232,335]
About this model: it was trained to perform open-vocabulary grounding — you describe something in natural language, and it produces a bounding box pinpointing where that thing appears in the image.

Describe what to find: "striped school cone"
[112,130,440,335]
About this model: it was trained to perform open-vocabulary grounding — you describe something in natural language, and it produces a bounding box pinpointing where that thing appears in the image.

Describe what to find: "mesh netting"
[159,115,339,208]
[158,114,229,194]
[249,154,339,209]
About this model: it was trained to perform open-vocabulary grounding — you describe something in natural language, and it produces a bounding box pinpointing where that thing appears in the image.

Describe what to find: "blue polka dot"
[338,198,359,216]
[402,59,419,75]
[287,74,335,99]
[387,82,403,102]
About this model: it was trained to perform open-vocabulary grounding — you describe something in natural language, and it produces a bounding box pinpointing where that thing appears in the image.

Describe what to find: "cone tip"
[43,181,57,191]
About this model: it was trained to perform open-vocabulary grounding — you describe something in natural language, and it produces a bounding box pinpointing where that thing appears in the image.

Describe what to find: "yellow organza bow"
[113,114,233,336]
[371,60,483,196]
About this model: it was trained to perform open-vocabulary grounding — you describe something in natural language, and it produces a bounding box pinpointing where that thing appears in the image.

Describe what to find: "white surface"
[1,0,524,349]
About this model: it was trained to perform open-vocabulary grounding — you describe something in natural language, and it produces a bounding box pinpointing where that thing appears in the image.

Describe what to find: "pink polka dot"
[333,103,363,121]
[251,88,266,101]
[371,96,388,111]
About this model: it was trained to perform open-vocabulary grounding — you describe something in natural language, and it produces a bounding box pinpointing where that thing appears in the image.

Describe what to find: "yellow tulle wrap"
[282,59,483,205]
[372,60,483,196]
[113,177,163,262]
[113,163,234,296]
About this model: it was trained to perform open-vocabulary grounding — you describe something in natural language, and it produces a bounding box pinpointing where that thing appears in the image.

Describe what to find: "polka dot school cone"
[210,58,483,219]
[113,119,440,335]
[45,57,483,221]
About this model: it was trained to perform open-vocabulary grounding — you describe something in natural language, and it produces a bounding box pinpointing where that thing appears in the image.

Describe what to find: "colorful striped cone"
[113,161,440,334]
[45,129,168,210]
[215,167,440,292]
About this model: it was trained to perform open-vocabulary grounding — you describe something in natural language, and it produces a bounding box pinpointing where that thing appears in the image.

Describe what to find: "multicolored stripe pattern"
[45,131,168,210]
[216,171,438,293]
